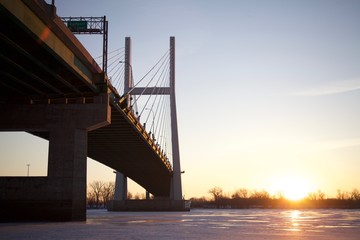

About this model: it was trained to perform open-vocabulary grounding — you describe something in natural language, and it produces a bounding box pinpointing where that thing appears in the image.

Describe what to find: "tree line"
[87,181,114,208]
[87,181,147,208]
[190,187,360,209]
[87,181,360,209]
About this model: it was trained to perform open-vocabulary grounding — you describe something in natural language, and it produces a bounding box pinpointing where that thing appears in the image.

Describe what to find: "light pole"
[26,164,30,177]
[145,108,155,139]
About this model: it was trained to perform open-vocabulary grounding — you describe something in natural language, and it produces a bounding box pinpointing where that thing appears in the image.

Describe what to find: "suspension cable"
[134,53,170,112]
[124,49,169,97]
[142,59,170,124]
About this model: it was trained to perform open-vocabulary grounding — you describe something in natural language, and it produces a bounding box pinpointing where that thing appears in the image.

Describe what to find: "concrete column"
[0,93,111,221]
[114,172,127,200]
[47,125,88,220]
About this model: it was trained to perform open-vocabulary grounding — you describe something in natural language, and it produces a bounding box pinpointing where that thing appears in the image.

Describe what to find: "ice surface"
[1,209,360,239]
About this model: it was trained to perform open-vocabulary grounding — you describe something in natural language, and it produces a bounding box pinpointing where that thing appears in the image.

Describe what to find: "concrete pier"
[0,94,110,221]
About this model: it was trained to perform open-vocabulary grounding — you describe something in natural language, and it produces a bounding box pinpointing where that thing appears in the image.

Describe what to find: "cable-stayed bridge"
[0,0,187,221]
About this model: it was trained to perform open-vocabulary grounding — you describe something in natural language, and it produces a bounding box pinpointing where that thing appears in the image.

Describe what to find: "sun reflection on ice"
[289,210,301,232]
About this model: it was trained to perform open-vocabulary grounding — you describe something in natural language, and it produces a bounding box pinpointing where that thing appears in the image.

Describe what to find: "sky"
[1,0,360,199]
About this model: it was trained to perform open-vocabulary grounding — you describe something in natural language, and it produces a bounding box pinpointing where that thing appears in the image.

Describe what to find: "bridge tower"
[113,37,132,201]
[114,37,183,202]
[169,37,183,200]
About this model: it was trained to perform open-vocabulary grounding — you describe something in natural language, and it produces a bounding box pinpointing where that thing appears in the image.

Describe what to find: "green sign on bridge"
[67,21,87,32]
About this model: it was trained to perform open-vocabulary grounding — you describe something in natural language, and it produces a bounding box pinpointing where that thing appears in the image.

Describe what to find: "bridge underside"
[31,105,172,198]
[0,0,173,221]
[0,0,102,103]
[88,106,172,197]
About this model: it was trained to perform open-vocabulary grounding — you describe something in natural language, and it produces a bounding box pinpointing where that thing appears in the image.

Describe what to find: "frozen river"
[1,209,360,239]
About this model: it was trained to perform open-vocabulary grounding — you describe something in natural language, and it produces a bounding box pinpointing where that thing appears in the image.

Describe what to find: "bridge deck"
[0,0,103,101]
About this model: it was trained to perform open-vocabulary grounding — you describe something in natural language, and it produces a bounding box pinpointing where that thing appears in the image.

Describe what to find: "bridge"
[0,0,186,221]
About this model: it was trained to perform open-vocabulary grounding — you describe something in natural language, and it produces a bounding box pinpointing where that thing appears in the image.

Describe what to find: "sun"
[272,175,311,201]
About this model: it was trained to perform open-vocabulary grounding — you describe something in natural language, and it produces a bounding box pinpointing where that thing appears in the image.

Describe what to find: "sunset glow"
[273,175,311,201]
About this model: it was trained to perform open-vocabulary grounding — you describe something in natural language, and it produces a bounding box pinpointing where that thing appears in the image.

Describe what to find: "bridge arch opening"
[0,132,48,177]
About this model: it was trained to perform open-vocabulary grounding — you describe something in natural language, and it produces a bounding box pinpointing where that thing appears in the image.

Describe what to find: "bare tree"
[317,190,325,200]
[89,181,105,208]
[351,188,360,201]
[250,189,270,199]
[208,186,223,202]
[134,193,141,200]
[208,186,224,208]
[307,190,325,200]
[87,191,96,208]
[307,191,318,200]
[336,189,350,200]
[127,192,133,199]
[232,188,249,199]
[102,181,115,207]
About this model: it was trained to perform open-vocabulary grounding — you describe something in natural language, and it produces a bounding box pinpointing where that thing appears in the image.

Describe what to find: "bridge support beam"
[0,94,110,221]
[46,125,88,220]
[114,172,127,200]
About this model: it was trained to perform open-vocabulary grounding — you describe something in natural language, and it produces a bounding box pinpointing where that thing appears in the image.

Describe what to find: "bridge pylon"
[113,37,132,201]
[169,36,183,201]
[110,37,188,211]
